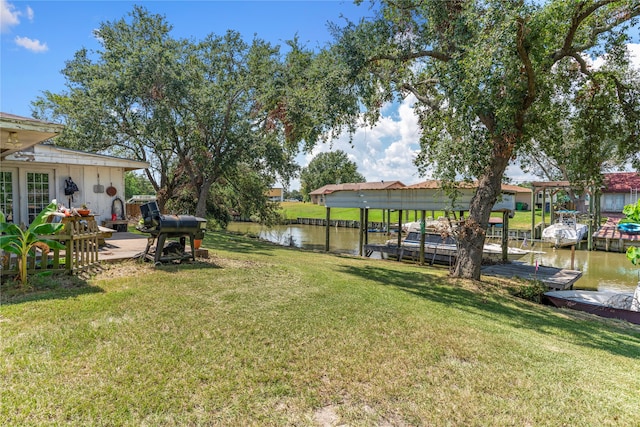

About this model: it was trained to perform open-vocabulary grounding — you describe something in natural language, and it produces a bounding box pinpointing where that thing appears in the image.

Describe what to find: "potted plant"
[77,204,90,216]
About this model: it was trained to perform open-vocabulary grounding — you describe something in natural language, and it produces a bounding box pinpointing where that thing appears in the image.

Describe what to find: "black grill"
[137,201,207,264]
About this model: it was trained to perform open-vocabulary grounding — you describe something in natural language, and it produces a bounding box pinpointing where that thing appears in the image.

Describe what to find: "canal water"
[227,222,638,292]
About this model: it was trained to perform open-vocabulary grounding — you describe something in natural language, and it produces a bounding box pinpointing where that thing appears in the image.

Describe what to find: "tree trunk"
[453,138,512,280]
[195,179,214,218]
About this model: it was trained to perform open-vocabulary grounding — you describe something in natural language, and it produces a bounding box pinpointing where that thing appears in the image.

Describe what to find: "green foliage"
[622,201,640,267]
[32,6,300,218]
[0,201,65,286]
[509,280,548,304]
[300,0,640,279]
[621,200,640,223]
[299,150,366,200]
[627,246,640,266]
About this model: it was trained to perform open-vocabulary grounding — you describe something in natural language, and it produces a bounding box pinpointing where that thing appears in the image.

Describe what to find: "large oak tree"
[294,0,639,279]
[33,6,299,219]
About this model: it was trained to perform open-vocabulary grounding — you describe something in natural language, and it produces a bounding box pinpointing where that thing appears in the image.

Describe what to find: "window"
[27,172,50,223]
[0,171,13,222]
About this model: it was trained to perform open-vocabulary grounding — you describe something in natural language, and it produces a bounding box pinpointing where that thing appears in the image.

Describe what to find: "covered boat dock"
[322,182,517,264]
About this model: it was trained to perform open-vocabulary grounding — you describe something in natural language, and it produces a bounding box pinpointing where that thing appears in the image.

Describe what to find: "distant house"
[309,181,406,205]
[1,112,149,225]
[501,184,533,210]
[601,172,640,212]
[267,187,284,202]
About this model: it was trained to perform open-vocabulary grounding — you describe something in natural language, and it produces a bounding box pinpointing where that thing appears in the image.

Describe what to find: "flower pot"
[194,239,202,249]
[77,209,91,216]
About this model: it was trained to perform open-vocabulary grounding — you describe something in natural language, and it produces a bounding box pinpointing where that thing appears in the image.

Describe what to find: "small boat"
[542,210,588,247]
[389,222,530,264]
[544,284,640,325]
[617,222,640,234]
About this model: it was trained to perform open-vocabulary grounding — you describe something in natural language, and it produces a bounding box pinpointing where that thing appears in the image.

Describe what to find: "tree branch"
[369,49,451,64]
[399,82,438,109]
[550,0,640,65]
[516,18,536,111]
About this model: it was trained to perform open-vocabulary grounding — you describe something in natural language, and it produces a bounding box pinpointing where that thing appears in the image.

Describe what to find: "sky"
[1,1,639,190]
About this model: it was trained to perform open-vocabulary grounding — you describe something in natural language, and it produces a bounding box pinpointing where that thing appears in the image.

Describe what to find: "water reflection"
[227,222,638,292]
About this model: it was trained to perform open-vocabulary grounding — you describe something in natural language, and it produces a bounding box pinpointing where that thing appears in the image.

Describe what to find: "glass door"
[26,172,51,223]
[0,170,15,222]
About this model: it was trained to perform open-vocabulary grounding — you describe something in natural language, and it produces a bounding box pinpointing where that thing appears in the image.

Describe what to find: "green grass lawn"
[2,232,639,425]
[279,201,544,229]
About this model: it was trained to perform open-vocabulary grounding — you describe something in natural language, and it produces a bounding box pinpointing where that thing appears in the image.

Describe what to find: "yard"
[1,231,639,425]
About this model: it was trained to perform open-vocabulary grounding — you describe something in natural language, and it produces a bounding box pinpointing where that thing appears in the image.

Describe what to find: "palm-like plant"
[0,200,65,286]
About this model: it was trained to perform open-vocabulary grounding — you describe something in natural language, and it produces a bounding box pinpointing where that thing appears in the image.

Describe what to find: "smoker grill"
[137,201,207,264]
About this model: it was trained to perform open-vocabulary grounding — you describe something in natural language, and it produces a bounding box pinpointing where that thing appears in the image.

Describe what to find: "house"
[501,184,533,210]
[267,187,284,202]
[601,172,640,212]
[309,181,406,205]
[1,112,149,225]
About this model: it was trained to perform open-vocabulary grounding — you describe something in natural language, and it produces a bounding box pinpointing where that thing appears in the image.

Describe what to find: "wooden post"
[364,208,369,245]
[531,188,536,241]
[359,208,364,256]
[420,210,426,265]
[387,210,391,235]
[502,210,509,262]
[588,190,594,251]
[397,210,403,261]
[571,245,575,270]
[541,189,546,228]
[325,207,331,252]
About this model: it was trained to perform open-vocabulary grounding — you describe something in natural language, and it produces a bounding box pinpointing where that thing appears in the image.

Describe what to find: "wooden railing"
[1,217,100,281]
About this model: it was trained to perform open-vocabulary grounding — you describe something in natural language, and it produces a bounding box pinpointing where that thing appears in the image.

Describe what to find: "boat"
[544,283,640,325]
[386,221,531,265]
[617,222,640,234]
[541,210,588,247]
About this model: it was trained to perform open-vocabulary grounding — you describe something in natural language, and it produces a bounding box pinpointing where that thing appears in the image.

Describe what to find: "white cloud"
[290,95,423,189]
[26,5,33,21]
[14,35,48,52]
[629,43,640,69]
[0,0,20,33]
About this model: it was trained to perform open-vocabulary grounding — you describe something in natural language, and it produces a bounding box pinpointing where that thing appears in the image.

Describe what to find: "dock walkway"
[481,262,582,290]
[592,216,640,253]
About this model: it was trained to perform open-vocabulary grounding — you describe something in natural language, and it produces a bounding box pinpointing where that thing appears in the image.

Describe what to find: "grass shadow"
[1,274,105,306]
[335,263,640,358]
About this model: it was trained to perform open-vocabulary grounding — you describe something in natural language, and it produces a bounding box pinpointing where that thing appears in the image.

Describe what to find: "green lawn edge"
[1,231,638,426]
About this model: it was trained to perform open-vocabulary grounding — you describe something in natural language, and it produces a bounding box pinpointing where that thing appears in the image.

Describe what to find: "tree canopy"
[32,6,300,220]
[293,0,640,279]
[300,150,366,199]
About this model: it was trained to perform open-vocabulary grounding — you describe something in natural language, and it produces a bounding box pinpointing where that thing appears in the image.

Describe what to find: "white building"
[1,112,149,225]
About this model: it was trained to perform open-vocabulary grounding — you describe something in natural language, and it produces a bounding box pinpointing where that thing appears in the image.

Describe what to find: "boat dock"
[365,243,582,290]
[592,216,640,252]
[481,262,582,290]
[364,243,456,265]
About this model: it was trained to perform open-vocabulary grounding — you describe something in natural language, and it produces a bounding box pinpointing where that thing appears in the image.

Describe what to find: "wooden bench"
[102,220,129,232]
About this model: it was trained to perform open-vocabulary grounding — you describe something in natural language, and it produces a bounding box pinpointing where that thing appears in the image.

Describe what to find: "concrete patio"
[99,232,149,262]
